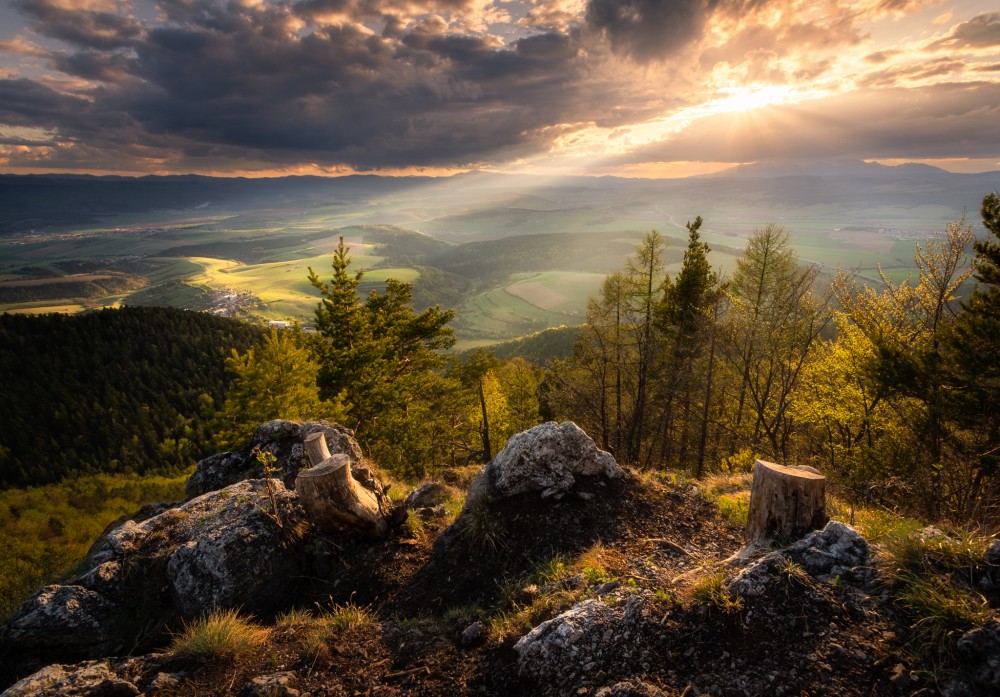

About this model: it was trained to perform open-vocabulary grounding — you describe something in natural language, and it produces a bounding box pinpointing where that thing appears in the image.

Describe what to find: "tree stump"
[295,453,389,538]
[304,432,330,467]
[746,459,827,544]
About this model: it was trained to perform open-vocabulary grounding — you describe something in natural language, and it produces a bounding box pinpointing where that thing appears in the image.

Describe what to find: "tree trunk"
[295,451,389,538]
[745,459,827,544]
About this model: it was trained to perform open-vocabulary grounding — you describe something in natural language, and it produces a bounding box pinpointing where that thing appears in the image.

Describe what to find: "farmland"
[1,165,995,348]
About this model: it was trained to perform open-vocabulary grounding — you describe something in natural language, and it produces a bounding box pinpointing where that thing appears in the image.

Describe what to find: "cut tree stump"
[304,432,331,467]
[745,459,827,544]
[295,450,389,538]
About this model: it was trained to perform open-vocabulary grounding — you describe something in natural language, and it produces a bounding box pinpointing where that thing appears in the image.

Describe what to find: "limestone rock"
[946,618,1000,696]
[515,599,617,679]
[2,480,307,676]
[467,422,622,509]
[186,420,363,497]
[729,522,871,600]
[241,672,300,697]
[514,594,651,692]
[0,661,138,697]
[784,521,871,583]
[460,621,487,648]
[728,555,789,598]
[985,539,1000,566]
[2,586,117,658]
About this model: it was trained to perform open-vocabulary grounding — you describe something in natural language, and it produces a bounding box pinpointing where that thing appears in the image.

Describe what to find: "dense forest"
[0,306,263,487]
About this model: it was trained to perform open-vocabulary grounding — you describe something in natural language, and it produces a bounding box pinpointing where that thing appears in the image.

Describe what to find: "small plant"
[404,509,426,539]
[297,600,375,656]
[169,608,268,661]
[461,499,506,553]
[274,607,312,632]
[582,565,613,586]
[654,588,676,605]
[252,446,284,529]
[443,493,466,523]
[532,554,571,585]
[691,572,743,614]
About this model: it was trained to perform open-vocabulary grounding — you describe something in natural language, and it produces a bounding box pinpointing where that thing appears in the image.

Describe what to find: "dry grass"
[169,608,269,661]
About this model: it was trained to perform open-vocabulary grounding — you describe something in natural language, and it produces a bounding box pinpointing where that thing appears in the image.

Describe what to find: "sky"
[0,0,998,178]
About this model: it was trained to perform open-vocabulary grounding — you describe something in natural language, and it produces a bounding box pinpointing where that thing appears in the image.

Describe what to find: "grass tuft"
[691,572,744,614]
[461,499,506,553]
[169,608,269,661]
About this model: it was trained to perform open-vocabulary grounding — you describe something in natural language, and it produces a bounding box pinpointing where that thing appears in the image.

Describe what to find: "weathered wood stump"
[746,459,827,544]
[296,433,389,537]
[304,432,331,468]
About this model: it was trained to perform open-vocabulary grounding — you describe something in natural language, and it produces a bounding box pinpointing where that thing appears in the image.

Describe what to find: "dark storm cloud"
[13,0,142,50]
[0,78,91,128]
[609,81,1000,164]
[585,0,712,62]
[1,0,630,169]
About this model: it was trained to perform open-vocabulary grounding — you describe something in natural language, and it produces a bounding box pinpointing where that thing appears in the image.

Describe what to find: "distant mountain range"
[1,161,998,237]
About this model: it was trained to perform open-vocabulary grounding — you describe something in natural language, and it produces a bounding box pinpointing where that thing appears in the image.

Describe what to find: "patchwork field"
[2,168,984,346]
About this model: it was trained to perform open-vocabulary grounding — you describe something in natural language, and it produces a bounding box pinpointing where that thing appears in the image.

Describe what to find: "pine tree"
[945,193,1000,490]
[213,328,335,450]
[309,236,456,476]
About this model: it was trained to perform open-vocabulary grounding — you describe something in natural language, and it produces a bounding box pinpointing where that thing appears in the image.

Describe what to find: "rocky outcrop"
[729,521,871,598]
[514,593,652,693]
[434,422,622,553]
[186,420,363,497]
[466,422,622,507]
[0,661,139,697]
[2,480,307,677]
[2,586,117,658]
[947,618,1000,696]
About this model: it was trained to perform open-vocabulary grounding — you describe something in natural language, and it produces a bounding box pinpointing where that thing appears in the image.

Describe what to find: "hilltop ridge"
[2,420,998,696]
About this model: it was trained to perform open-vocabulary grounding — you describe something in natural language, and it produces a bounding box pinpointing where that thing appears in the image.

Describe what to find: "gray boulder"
[467,422,622,509]
[784,521,871,583]
[186,420,363,497]
[0,661,138,697]
[515,599,617,679]
[729,521,871,599]
[3,480,307,674]
[92,479,307,617]
[946,618,1000,696]
[985,539,1000,566]
[514,594,651,692]
[2,586,117,658]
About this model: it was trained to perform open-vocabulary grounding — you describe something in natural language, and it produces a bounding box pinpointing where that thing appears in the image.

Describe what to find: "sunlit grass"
[169,609,269,661]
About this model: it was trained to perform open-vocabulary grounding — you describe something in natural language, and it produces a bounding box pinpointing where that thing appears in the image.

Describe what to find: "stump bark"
[295,444,389,538]
[746,459,827,544]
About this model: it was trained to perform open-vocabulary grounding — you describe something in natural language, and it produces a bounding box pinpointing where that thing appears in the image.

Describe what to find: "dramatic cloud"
[0,0,997,174]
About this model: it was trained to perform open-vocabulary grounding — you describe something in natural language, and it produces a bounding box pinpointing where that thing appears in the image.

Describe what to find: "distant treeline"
[0,306,263,488]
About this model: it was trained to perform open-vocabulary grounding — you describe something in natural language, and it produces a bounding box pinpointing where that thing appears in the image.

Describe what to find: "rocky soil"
[2,420,999,697]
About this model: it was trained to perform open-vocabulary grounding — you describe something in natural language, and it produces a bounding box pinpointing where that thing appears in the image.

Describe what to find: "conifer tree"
[945,193,1000,489]
[308,236,456,476]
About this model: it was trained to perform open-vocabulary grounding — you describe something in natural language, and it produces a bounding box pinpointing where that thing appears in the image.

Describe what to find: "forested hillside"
[0,306,263,487]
